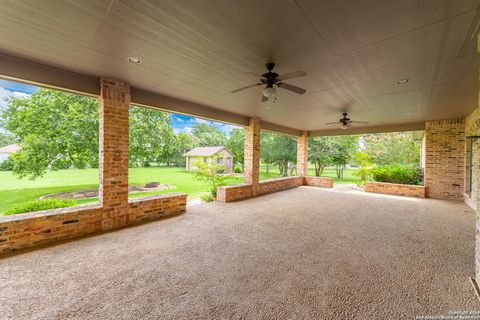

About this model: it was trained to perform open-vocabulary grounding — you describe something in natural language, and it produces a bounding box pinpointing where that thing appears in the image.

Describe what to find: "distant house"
[0,144,20,163]
[184,146,234,174]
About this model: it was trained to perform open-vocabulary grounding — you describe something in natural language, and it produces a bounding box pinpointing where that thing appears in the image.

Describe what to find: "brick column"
[244,118,261,196]
[424,119,465,200]
[297,131,308,177]
[99,78,130,230]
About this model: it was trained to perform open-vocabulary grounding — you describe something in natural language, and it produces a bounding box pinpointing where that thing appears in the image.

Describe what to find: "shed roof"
[0,144,20,153]
[184,146,232,157]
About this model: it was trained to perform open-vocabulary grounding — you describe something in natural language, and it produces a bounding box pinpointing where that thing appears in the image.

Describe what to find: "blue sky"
[0,79,239,135]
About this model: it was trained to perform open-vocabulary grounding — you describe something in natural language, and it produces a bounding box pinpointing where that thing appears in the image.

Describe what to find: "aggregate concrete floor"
[1,187,479,319]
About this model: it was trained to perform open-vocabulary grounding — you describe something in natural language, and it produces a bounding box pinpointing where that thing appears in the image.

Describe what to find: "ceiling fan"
[325,113,369,130]
[231,63,307,102]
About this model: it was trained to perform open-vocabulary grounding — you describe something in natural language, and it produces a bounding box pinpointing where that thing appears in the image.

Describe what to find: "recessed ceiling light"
[127,56,141,64]
[397,78,409,84]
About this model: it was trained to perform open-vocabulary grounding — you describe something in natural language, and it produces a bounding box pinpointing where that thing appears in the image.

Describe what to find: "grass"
[259,164,360,184]
[0,165,360,215]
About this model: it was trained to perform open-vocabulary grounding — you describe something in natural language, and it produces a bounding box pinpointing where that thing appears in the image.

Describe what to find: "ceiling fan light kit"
[231,63,306,102]
[262,86,276,98]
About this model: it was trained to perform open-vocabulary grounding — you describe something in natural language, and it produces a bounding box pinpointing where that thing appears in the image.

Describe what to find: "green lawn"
[0,165,359,215]
[0,167,243,215]
[259,164,360,184]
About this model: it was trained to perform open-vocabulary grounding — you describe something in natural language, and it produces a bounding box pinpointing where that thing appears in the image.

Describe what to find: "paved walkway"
[0,187,478,319]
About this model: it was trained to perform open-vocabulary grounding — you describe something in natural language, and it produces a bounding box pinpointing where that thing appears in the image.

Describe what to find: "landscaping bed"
[40,182,174,200]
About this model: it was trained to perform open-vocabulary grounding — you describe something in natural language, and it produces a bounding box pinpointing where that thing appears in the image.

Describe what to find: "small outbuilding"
[184,146,234,174]
[0,144,20,163]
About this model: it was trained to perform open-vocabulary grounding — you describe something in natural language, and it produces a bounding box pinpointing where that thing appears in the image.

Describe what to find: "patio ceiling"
[0,0,479,135]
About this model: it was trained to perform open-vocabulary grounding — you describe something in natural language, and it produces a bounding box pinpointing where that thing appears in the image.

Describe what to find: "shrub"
[234,167,242,173]
[4,198,78,215]
[0,158,14,171]
[200,193,215,202]
[371,165,423,185]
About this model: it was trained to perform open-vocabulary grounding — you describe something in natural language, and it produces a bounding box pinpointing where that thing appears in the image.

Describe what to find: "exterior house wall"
[0,152,10,163]
[464,107,480,210]
[185,151,234,174]
[424,119,465,201]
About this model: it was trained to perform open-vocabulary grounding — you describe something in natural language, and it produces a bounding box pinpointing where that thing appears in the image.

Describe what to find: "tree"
[261,132,297,177]
[308,137,333,176]
[173,132,194,166]
[191,123,227,147]
[352,151,372,184]
[226,128,244,169]
[260,131,275,173]
[3,89,99,179]
[128,107,175,167]
[329,135,359,179]
[192,155,230,201]
[362,132,421,166]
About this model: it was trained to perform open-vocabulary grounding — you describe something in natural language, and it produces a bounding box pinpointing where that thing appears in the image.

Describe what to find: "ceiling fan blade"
[277,82,306,95]
[277,71,306,81]
[324,122,339,125]
[350,121,369,124]
[261,95,268,102]
[231,83,262,93]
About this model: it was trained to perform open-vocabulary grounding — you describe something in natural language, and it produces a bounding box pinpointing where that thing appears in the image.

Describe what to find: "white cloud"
[183,127,193,134]
[0,87,29,109]
[195,118,208,124]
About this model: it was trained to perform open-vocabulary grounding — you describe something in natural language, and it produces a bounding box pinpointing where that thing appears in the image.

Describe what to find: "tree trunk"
[266,164,269,174]
[278,163,284,176]
[283,161,288,177]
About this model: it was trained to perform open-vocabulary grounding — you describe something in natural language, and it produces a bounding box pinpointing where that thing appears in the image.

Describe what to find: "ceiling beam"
[0,53,100,96]
[0,53,303,136]
[309,122,425,136]
[130,87,249,127]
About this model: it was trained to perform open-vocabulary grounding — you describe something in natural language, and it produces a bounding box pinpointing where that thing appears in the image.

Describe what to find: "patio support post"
[297,131,308,177]
[99,78,130,230]
[244,117,261,196]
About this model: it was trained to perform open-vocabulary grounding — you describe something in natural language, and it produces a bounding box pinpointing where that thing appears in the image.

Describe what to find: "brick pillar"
[99,78,130,230]
[244,118,261,196]
[297,131,308,177]
[424,119,465,201]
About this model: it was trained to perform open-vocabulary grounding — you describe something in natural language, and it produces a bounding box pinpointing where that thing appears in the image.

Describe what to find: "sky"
[0,79,239,136]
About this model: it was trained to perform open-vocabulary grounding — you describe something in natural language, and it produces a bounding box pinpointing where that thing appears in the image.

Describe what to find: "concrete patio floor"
[1,187,478,319]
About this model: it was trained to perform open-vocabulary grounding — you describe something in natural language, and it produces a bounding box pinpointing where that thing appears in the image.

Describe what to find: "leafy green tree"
[174,132,194,166]
[192,123,227,147]
[352,151,372,184]
[192,156,229,200]
[226,128,244,169]
[128,107,174,167]
[260,131,275,173]
[3,89,99,179]
[308,137,333,176]
[362,132,421,166]
[329,135,359,179]
[261,131,297,176]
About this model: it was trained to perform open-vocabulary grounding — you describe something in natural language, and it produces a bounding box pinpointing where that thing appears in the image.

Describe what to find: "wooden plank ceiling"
[0,0,478,135]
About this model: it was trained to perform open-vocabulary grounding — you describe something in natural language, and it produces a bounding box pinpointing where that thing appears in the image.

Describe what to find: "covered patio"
[1,187,477,319]
[1,1,480,318]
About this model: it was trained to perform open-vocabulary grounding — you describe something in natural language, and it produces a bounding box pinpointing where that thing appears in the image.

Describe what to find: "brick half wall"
[217,176,334,202]
[365,181,426,198]
[0,193,187,255]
